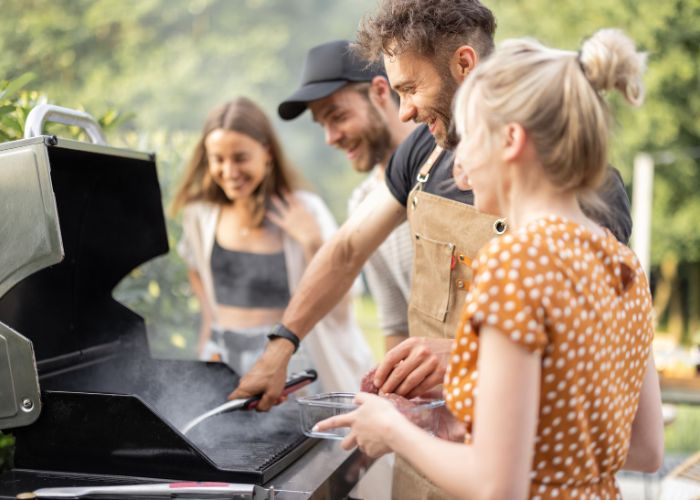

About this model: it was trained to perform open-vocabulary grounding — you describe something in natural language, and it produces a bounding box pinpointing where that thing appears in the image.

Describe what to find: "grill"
[0,106,363,499]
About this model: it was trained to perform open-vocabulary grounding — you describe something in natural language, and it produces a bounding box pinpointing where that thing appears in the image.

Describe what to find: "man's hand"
[373,337,453,398]
[227,338,294,411]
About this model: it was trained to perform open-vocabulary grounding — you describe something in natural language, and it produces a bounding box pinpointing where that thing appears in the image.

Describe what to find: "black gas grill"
[0,106,363,499]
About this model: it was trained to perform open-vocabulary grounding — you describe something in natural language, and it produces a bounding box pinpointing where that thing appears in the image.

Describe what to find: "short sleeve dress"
[444,215,654,499]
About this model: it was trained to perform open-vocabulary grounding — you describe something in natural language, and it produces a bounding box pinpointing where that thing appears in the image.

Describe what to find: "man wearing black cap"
[279,40,415,354]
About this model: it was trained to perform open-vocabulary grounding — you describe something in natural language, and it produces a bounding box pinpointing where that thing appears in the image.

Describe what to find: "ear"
[450,45,478,84]
[369,76,391,106]
[501,123,528,162]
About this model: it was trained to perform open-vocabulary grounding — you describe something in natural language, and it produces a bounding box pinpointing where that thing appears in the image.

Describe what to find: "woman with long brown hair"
[171,97,372,391]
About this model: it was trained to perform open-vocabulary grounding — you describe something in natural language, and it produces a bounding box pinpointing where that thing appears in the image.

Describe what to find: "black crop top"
[210,239,291,308]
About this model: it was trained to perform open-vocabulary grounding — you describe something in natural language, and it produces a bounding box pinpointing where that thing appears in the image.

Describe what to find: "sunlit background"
[1,0,699,494]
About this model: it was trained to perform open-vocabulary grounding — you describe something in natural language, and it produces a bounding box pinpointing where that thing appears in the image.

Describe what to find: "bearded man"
[279,40,416,354]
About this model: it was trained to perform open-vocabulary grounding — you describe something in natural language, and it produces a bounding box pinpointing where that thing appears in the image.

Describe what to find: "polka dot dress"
[444,215,654,499]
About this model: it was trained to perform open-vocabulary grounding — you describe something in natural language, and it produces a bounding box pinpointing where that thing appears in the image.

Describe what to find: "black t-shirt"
[385,125,474,206]
[385,124,633,244]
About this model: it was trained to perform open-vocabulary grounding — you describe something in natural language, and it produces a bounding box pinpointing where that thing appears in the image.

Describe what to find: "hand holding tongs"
[181,369,317,434]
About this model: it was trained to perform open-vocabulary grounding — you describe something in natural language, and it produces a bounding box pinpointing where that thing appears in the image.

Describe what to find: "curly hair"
[355,0,496,63]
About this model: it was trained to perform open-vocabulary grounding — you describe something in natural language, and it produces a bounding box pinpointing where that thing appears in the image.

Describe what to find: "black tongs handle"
[243,368,317,410]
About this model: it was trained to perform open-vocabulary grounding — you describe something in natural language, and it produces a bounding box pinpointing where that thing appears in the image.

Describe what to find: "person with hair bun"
[170,97,372,394]
[317,29,664,499]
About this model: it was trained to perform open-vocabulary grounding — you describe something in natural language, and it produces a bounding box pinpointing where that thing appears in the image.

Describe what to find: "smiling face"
[204,128,271,202]
[384,51,459,149]
[454,89,503,215]
[308,85,392,173]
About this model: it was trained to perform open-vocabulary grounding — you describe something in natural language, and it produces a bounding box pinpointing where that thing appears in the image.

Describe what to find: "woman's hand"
[314,392,406,458]
[266,191,323,259]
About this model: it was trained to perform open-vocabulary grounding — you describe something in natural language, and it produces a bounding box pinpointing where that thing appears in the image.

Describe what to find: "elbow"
[639,441,665,473]
[627,438,665,473]
[332,228,366,271]
[469,481,527,500]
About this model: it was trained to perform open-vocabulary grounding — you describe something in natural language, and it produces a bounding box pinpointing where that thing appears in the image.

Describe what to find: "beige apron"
[392,146,507,500]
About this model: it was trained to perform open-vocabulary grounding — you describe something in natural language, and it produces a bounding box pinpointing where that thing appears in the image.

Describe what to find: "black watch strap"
[267,323,300,353]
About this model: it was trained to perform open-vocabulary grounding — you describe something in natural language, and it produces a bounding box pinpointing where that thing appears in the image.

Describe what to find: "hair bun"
[579,29,647,106]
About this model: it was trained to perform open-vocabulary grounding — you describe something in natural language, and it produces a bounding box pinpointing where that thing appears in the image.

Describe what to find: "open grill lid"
[0,116,168,369]
[0,105,168,430]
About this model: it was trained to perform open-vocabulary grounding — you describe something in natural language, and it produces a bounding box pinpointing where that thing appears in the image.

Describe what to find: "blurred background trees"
[1,0,698,350]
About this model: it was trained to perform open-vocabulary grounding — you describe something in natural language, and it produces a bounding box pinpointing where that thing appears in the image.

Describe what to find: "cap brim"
[278,80,348,120]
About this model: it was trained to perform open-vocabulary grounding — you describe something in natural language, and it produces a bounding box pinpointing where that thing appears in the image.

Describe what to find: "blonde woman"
[317,30,664,499]
[171,97,372,395]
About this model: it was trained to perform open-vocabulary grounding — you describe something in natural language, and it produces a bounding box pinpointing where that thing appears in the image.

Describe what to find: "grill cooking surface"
[33,355,316,483]
[188,402,308,470]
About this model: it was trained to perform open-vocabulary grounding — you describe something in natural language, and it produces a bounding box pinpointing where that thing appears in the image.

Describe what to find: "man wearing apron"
[232,1,633,497]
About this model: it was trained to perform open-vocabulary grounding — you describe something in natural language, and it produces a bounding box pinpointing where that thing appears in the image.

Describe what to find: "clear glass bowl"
[297,392,446,440]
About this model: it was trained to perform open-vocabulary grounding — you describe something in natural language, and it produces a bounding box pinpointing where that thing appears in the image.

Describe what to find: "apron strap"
[415,145,443,191]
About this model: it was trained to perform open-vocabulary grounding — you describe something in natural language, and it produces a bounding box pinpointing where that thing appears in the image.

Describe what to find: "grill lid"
[0,105,168,374]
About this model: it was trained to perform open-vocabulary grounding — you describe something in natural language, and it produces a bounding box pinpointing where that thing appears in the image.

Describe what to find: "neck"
[508,189,582,228]
[224,197,255,222]
[505,166,600,234]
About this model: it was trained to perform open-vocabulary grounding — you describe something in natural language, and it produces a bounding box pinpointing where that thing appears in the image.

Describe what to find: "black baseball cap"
[278,40,386,120]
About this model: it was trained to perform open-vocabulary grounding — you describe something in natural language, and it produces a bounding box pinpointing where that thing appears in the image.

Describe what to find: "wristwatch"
[267,323,300,353]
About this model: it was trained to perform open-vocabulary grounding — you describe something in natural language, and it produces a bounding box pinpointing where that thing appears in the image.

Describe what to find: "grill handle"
[23,104,107,145]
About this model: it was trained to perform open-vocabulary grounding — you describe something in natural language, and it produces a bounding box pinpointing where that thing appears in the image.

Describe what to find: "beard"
[427,68,460,150]
[350,102,393,173]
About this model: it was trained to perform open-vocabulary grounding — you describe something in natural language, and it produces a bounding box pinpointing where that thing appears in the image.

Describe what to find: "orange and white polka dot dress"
[444,215,654,499]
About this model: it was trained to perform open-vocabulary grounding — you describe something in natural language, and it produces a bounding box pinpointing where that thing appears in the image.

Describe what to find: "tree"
[491,0,700,342]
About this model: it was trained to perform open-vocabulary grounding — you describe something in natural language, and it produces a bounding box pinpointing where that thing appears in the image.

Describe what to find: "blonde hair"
[170,97,299,224]
[455,28,646,195]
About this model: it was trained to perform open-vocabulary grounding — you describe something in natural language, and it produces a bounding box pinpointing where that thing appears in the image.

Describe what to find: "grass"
[664,405,700,454]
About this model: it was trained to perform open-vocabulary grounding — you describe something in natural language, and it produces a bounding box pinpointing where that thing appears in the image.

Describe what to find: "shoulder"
[474,221,560,282]
[386,125,436,204]
[293,189,326,209]
[348,174,379,210]
[292,189,335,219]
[182,200,217,219]
[390,125,435,169]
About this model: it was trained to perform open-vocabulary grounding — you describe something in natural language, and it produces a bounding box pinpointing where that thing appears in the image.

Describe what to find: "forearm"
[622,353,664,472]
[389,420,515,500]
[188,270,213,344]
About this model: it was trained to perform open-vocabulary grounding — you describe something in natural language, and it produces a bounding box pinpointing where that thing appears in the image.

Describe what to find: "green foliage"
[664,405,700,454]
[0,74,132,141]
[2,0,698,262]
[0,0,379,220]
[491,0,700,263]
[0,431,15,473]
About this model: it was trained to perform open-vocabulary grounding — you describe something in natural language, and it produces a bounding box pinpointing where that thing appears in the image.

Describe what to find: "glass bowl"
[297,392,446,440]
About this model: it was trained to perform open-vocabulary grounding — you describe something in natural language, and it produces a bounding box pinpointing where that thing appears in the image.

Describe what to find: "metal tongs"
[181,369,317,434]
[17,481,274,499]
